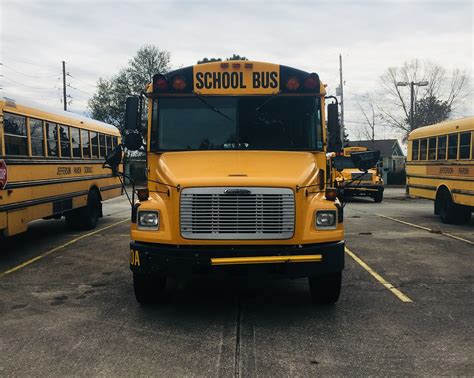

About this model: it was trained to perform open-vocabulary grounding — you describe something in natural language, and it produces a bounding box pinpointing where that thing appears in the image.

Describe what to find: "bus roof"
[408,117,473,140]
[0,94,120,136]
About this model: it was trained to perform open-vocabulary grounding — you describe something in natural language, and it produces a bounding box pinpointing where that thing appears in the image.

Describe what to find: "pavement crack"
[234,296,242,378]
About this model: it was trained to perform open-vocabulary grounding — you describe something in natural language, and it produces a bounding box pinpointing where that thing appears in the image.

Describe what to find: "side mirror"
[103,145,123,175]
[350,150,381,172]
[124,96,143,151]
[327,103,342,153]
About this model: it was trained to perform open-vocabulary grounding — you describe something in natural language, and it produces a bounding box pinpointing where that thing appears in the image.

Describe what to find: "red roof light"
[153,75,169,92]
[172,76,186,91]
[304,73,319,90]
[286,77,300,91]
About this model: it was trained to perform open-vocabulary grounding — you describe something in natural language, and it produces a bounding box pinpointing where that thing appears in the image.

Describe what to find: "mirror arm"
[324,95,339,105]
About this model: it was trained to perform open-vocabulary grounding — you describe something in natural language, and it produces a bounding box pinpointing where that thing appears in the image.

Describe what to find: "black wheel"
[373,190,383,203]
[66,190,101,230]
[308,271,342,305]
[133,273,167,304]
[437,189,458,224]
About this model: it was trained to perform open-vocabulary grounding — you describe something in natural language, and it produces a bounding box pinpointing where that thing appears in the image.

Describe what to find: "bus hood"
[152,151,319,188]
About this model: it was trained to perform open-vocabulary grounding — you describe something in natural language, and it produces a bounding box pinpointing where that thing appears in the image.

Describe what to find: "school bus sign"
[193,61,280,95]
[0,160,7,190]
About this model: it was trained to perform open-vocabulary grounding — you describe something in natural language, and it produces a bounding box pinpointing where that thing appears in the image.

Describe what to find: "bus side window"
[30,118,45,156]
[106,135,113,152]
[411,139,419,160]
[447,133,458,160]
[428,137,436,160]
[99,133,106,157]
[112,136,118,148]
[71,127,81,158]
[4,113,28,156]
[437,135,447,160]
[419,138,427,160]
[459,132,471,159]
[81,129,91,158]
[91,132,99,158]
[45,122,58,157]
[59,125,71,158]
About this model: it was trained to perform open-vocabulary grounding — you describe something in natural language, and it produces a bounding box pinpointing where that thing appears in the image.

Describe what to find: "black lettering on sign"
[253,72,261,88]
[230,72,239,89]
[222,72,230,88]
[239,72,246,88]
[73,167,81,174]
[195,72,204,89]
[57,167,71,176]
[270,71,278,88]
[459,167,469,175]
[204,72,212,89]
[212,72,221,88]
[84,166,93,174]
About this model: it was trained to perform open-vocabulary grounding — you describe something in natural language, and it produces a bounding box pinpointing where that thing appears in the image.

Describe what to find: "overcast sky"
[1,0,473,141]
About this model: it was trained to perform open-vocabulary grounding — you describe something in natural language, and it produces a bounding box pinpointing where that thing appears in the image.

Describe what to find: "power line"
[0,63,60,79]
[67,82,93,96]
[3,76,59,91]
[67,73,97,88]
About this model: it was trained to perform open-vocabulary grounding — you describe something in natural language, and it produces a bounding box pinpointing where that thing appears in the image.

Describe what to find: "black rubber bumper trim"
[129,241,345,278]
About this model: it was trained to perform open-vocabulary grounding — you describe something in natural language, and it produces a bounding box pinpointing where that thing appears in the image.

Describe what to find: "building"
[347,139,406,184]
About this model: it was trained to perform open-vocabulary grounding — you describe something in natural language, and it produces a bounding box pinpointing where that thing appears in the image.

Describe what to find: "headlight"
[137,210,159,230]
[315,210,337,229]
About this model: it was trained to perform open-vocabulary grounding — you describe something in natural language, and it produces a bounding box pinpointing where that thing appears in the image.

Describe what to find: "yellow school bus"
[335,146,384,202]
[0,96,122,237]
[407,117,473,224]
[113,60,377,305]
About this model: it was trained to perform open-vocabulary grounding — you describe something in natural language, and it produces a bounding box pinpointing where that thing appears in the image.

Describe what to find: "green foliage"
[197,57,222,64]
[411,96,451,128]
[197,54,248,64]
[88,45,171,132]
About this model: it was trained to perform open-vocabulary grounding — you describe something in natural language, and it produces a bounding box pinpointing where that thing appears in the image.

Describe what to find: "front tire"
[308,271,342,305]
[373,190,383,203]
[133,273,167,304]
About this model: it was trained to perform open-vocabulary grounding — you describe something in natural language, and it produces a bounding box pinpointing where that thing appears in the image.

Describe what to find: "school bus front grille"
[351,172,373,181]
[180,187,295,240]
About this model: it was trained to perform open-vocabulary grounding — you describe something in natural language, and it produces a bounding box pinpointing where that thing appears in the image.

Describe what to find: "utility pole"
[409,81,415,131]
[338,54,345,142]
[62,61,67,111]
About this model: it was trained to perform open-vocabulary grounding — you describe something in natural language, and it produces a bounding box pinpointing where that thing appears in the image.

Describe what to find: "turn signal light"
[153,75,169,92]
[286,77,300,91]
[304,73,319,90]
[172,76,186,91]
[325,187,338,201]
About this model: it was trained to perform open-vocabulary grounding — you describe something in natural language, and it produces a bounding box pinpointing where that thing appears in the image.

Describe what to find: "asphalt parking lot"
[0,188,472,376]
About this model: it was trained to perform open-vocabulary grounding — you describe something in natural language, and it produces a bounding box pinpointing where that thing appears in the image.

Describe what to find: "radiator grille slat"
[180,187,295,240]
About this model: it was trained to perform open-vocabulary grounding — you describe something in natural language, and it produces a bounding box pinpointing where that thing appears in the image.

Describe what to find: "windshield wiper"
[193,91,234,122]
[255,92,281,112]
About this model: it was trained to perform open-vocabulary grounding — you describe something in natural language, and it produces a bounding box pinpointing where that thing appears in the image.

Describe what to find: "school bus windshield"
[151,96,323,151]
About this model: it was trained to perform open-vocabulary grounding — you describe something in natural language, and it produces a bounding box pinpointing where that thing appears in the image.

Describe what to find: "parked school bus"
[335,146,384,202]
[107,61,377,305]
[407,117,473,224]
[0,97,122,237]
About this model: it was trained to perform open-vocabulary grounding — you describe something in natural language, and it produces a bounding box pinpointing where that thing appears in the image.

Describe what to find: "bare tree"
[357,93,378,141]
[378,59,470,138]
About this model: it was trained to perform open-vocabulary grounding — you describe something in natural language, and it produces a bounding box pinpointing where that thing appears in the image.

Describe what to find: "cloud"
[1,0,472,137]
